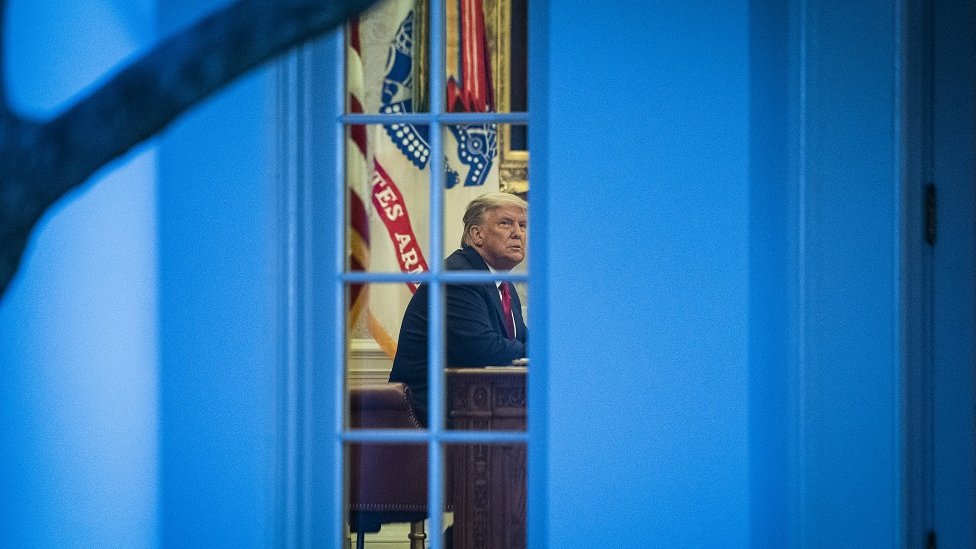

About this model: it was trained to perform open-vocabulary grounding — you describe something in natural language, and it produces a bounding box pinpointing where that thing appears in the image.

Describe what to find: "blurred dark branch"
[0,0,377,299]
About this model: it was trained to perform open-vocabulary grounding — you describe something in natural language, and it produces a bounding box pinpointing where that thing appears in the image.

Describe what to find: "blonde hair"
[461,192,528,247]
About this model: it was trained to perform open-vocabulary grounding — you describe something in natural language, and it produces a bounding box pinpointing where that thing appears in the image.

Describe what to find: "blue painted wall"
[0,0,279,546]
[536,2,751,546]
[156,0,277,546]
[0,1,158,547]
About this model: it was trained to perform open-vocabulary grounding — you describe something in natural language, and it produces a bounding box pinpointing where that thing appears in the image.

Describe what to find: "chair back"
[348,382,428,514]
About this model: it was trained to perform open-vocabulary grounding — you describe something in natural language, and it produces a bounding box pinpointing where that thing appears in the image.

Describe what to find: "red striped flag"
[346,15,371,334]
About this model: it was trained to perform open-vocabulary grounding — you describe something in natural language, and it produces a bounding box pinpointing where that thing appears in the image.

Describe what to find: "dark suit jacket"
[389,245,527,424]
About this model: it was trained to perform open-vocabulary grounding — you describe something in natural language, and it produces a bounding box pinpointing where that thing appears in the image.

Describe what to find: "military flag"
[347,0,500,359]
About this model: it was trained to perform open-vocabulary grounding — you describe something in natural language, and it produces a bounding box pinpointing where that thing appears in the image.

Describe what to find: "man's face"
[470,204,527,270]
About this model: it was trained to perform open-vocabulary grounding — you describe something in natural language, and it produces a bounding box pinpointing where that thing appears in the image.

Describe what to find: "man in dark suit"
[390,192,528,425]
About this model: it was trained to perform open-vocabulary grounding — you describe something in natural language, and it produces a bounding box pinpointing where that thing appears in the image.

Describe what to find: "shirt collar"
[486,263,506,289]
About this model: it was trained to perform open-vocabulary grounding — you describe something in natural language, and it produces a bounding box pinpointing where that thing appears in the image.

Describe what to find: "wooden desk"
[447,367,527,549]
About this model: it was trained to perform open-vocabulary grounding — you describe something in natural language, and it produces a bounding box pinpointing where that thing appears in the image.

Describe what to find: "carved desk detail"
[447,368,527,549]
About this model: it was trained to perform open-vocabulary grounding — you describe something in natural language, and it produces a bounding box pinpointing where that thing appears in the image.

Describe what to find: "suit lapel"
[459,246,511,336]
[487,283,508,338]
[509,283,527,342]
[458,246,525,341]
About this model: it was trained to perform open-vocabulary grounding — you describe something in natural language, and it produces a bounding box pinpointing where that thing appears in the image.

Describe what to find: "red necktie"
[500,282,515,340]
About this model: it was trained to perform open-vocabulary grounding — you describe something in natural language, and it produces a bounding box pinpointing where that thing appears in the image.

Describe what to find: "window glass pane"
[346,282,430,430]
[447,365,527,432]
[440,123,528,255]
[346,0,430,115]
[345,441,431,545]
[346,123,432,275]
[506,0,528,114]
[384,281,441,431]
[499,123,528,190]
[447,442,527,548]
[445,0,527,114]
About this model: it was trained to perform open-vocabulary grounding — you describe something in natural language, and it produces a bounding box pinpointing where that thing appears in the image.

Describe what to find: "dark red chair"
[348,383,429,549]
